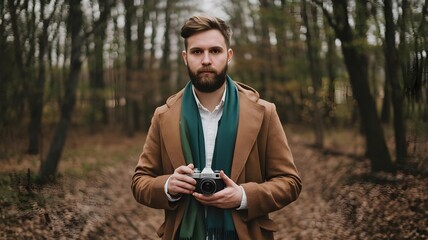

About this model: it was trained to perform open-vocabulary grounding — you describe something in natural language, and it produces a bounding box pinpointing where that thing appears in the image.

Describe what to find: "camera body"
[189,167,225,195]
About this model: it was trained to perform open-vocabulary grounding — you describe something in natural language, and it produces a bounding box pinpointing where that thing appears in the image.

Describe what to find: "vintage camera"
[189,167,225,195]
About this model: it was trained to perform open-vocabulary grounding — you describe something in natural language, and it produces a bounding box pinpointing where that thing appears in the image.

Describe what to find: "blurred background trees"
[0,0,426,180]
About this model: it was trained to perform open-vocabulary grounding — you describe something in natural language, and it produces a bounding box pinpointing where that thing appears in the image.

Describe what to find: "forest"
[0,0,427,239]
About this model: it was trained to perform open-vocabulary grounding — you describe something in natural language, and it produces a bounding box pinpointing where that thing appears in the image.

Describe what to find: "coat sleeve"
[241,103,302,221]
[131,107,179,210]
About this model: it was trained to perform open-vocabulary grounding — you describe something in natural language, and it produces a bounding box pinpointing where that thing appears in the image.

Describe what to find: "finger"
[172,174,196,185]
[175,165,194,175]
[187,163,194,170]
[220,171,235,187]
[192,191,221,202]
[193,190,240,209]
[169,176,196,194]
[193,194,223,208]
[171,181,195,194]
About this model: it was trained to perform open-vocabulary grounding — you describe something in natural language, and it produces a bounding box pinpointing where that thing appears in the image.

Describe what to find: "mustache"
[197,67,217,74]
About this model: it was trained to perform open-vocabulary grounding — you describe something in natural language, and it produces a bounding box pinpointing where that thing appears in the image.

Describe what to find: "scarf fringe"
[207,229,238,240]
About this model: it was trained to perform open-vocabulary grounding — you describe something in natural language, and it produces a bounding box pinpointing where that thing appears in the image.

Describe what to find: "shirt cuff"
[236,185,248,210]
[164,176,182,202]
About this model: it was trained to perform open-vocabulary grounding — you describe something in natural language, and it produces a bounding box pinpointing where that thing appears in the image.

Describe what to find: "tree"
[324,14,338,124]
[371,8,392,124]
[0,1,22,127]
[124,0,136,137]
[383,0,407,163]
[399,0,428,120]
[27,0,60,154]
[302,0,324,148]
[137,0,151,131]
[38,0,84,182]
[87,0,115,132]
[7,0,37,151]
[258,0,275,100]
[314,0,395,173]
[159,0,174,101]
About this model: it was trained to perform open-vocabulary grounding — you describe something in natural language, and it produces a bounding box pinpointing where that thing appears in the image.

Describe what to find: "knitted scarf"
[179,76,239,240]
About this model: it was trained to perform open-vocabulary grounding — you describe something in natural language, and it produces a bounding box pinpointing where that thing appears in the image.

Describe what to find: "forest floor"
[0,125,427,240]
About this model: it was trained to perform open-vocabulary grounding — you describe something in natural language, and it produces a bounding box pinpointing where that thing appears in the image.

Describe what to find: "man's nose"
[201,51,211,65]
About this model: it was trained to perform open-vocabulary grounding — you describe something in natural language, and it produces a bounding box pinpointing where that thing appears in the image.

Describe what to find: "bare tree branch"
[310,0,338,34]
[417,0,428,34]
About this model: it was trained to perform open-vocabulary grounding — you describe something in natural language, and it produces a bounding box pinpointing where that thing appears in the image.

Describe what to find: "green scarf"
[179,76,239,240]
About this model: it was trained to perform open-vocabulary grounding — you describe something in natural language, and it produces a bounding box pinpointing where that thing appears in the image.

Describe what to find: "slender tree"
[371,4,392,124]
[137,0,151,130]
[302,0,324,148]
[38,0,84,182]
[159,0,174,101]
[88,0,114,132]
[383,0,407,163]
[324,15,338,124]
[258,0,274,100]
[314,0,395,173]
[124,0,136,137]
[27,0,59,154]
[7,0,34,127]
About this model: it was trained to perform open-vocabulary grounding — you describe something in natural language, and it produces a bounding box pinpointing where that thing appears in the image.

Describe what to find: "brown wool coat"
[131,82,302,240]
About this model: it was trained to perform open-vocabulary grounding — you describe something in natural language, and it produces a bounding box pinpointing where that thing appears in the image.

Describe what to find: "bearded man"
[132,15,302,240]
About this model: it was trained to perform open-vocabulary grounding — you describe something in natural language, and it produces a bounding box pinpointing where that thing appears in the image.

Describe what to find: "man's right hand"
[167,163,197,197]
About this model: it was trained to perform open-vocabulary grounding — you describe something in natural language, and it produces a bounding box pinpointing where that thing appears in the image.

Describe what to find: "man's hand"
[192,171,243,209]
[167,163,196,197]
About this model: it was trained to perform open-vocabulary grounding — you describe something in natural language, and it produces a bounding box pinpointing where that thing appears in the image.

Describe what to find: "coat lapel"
[159,85,265,181]
[230,93,265,182]
[159,93,187,170]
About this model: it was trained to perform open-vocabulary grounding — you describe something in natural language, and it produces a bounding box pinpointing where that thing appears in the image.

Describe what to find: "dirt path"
[2,130,426,239]
[61,135,353,239]
[87,139,346,240]
[70,137,349,239]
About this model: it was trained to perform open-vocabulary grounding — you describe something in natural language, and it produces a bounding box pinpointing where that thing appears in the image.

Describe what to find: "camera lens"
[200,179,216,194]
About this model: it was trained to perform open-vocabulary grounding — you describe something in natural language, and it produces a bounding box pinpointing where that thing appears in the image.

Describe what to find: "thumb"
[220,170,235,186]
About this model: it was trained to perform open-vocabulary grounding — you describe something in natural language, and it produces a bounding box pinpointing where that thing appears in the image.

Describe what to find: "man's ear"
[182,50,188,66]
[227,48,233,63]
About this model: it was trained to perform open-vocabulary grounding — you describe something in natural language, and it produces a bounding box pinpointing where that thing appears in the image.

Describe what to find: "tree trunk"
[160,0,173,100]
[27,21,47,154]
[27,0,58,154]
[7,0,28,126]
[324,16,337,124]
[88,0,112,132]
[258,0,274,100]
[330,0,395,173]
[384,0,407,163]
[124,0,136,137]
[272,0,287,79]
[380,55,391,124]
[38,0,83,182]
[302,0,324,148]
[137,0,149,69]
[137,0,150,131]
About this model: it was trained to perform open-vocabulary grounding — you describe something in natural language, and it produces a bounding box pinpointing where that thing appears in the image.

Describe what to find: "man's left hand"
[192,171,242,209]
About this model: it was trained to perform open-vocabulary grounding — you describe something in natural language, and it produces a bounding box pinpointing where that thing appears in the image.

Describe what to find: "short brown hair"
[181,15,232,49]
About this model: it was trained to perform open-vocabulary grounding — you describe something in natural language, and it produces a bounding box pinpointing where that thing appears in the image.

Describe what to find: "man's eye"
[211,49,221,54]
[192,50,202,54]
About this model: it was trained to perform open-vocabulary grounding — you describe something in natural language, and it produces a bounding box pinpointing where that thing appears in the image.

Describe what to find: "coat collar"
[159,82,265,181]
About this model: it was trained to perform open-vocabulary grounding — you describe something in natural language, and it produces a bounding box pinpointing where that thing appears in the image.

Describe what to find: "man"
[132,15,301,240]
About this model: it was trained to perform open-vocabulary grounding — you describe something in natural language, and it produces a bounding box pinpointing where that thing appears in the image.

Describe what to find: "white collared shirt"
[191,85,226,169]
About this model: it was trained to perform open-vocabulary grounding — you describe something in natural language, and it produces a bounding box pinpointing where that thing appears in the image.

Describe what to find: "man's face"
[182,29,233,93]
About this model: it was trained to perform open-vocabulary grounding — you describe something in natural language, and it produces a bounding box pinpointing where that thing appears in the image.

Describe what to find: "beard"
[187,63,228,93]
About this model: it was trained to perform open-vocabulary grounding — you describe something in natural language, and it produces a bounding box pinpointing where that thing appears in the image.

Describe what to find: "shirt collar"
[192,84,226,112]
